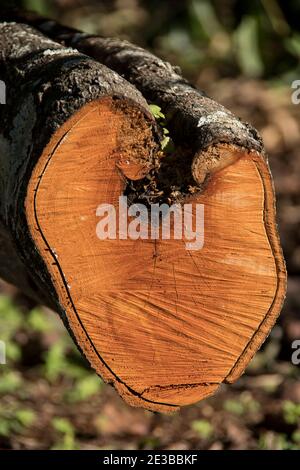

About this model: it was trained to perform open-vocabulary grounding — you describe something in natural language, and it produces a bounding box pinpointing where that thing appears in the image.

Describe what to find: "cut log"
[0,19,286,413]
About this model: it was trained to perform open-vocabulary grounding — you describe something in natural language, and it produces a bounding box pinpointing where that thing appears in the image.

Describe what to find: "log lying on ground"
[0,20,286,412]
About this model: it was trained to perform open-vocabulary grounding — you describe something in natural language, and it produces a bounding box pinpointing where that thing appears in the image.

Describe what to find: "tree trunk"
[0,18,286,413]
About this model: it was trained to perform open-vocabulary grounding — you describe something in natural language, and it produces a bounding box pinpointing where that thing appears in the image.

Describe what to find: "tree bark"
[0,17,287,413]
[2,9,263,183]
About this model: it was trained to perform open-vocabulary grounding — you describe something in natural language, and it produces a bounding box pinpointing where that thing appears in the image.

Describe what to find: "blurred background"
[0,0,299,450]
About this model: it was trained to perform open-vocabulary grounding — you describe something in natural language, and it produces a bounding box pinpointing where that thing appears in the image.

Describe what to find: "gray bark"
[1,9,264,156]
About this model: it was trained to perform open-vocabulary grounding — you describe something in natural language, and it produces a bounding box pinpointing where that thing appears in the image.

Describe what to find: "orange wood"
[25,97,286,412]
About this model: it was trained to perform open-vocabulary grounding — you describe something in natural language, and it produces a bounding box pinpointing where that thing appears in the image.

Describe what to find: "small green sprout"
[149,104,172,150]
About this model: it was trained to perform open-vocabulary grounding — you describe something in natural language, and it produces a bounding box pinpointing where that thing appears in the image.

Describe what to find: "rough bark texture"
[0,21,156,307]
[1,10,264,164]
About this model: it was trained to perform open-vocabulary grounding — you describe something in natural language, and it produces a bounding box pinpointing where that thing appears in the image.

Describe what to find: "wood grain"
[26,98,286,412]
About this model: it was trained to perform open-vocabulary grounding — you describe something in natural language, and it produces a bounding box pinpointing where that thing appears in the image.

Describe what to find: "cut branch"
[0,18,286,413]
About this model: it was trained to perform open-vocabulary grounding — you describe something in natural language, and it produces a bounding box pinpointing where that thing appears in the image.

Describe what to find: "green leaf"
[44,342,66,382]
[282,401,300,424]
[234,16,264,77]
[161,136,171,150]
[52,417,74,435]
[52,417,78,450]
[15,409,36,427]
[292,430,300,444]
[67,375,102,402]
[191,419,213,439]
[23,0,53,16]
[0,295,23,335]
[285,34,300,57]
[6,341,21,362]
[149,104,165,120]
[149,104,174,151]
[190,0,223,40]
[0,419,10,437]
[27,308,51,332]
[223,399,245,416]
[0,371,22,394]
